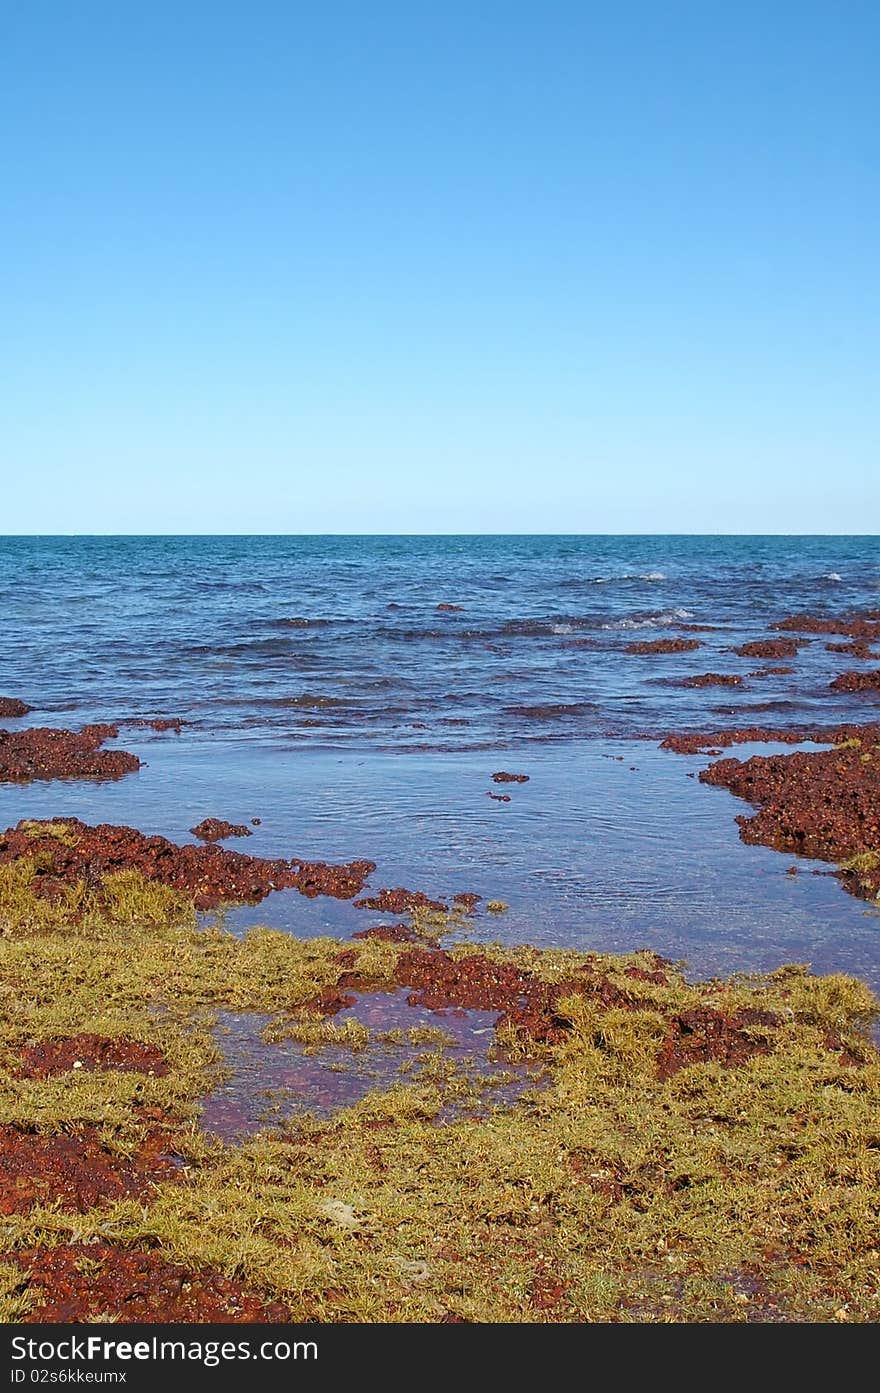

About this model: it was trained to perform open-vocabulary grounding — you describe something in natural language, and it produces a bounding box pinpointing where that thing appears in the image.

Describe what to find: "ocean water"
[1,535,879,990]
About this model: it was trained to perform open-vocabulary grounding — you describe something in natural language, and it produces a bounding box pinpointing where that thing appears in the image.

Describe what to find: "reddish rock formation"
[14,1243,289,1323]
[625,638,702,655]
[353,887,446,914]
[390,949,640,1044]
[772,612,880,640]
[655,1007,780,1081]
[0,697,31,718]
[312,946,786,1077]
[660,721,880,756]
[18,1034,168,1079]
[0,1125,176,1215]
[698,733,880,899]
[829,670,880,693]
[732,638,805,659]
[0,725,140,783]
[681,673,743,688]
[491,771,529,783]
[436,603,464,612]
[487,792,511,802]
[352,922,418,944]
[0,817,375,910]
[190,817,252,842]
[826,639,878,659]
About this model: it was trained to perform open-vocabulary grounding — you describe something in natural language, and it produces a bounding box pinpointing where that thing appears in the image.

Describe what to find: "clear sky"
[2,1,877,534]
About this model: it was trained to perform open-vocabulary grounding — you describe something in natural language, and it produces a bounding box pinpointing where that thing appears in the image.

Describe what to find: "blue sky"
[2,2,877,533]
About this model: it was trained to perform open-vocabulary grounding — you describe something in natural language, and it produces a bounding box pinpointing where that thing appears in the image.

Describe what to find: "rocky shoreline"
[1,608,880,1322]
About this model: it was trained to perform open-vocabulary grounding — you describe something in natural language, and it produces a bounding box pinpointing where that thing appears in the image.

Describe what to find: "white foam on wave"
[822,572,843,582]
[585,571,666,585]
[552,623,574,635]
[602,606,693,631]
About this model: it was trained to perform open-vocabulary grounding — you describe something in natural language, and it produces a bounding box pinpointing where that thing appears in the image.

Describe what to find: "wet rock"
[0,698,31,718]
[772,612,880,640]
[0,1125,177,1215]
[18,1034,169,1079]
[732,639,805,659]
[491,771,529,783]
[826,640,879,659]
[391,949,635,1044]
[829,670,880,693]
[354,887,447,914]
[487,792,511,802]
[436,604,464,612]
[352,922,418,944]
[452,892,482,909]
[660,721,880,756]
[13,1243,289,1323]
[681,673,744,688]
[0,817,375,910]
[0,725,140,784]
[190,817,252,842]
[625,638,702,655]
[698,733,880,899]
[655,1008,779,1080]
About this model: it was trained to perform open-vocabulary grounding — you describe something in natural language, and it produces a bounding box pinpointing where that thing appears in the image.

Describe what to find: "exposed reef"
[0,817,375,910]
[0,725,140,784]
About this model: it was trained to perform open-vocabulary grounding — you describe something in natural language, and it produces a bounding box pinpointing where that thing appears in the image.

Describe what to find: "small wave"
[821,572,843,582]
[552,623,574,635]
[602,607,693,631]
[564,571,666,586]
[271,694,357,709]
[504,701,597,719]
[268,616,332,628]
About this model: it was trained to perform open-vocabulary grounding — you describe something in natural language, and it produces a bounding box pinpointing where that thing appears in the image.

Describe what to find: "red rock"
[18,1034,168,1079]
[681,673,743,688]
[0,698,31,718]
[354,887,447,913]
[14,1243,288,1323]
[732,638,805,659]
[0,1125,176,1215]
[697,733,880,900]
[826,640,879,659]
[772,612,880,640]
[625,638,701,655]
[0,725,140,783]
[660,721,880,756]
[0,817,375,910]
[190,817,252,842]
[829,670,880,692]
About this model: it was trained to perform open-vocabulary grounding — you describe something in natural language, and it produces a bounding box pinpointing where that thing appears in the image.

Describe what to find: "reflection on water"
[201,989,538,1141]
[2,736,878,995]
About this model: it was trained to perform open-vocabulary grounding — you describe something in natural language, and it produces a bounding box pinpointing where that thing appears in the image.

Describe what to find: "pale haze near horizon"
[2,2,878,536]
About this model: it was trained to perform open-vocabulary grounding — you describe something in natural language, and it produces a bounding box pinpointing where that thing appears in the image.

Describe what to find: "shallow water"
[2,534,878,747]
[201,992,534,1140]
[1,535,879,993]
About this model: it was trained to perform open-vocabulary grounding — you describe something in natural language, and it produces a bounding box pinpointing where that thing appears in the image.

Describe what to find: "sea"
[2,534,879,992]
